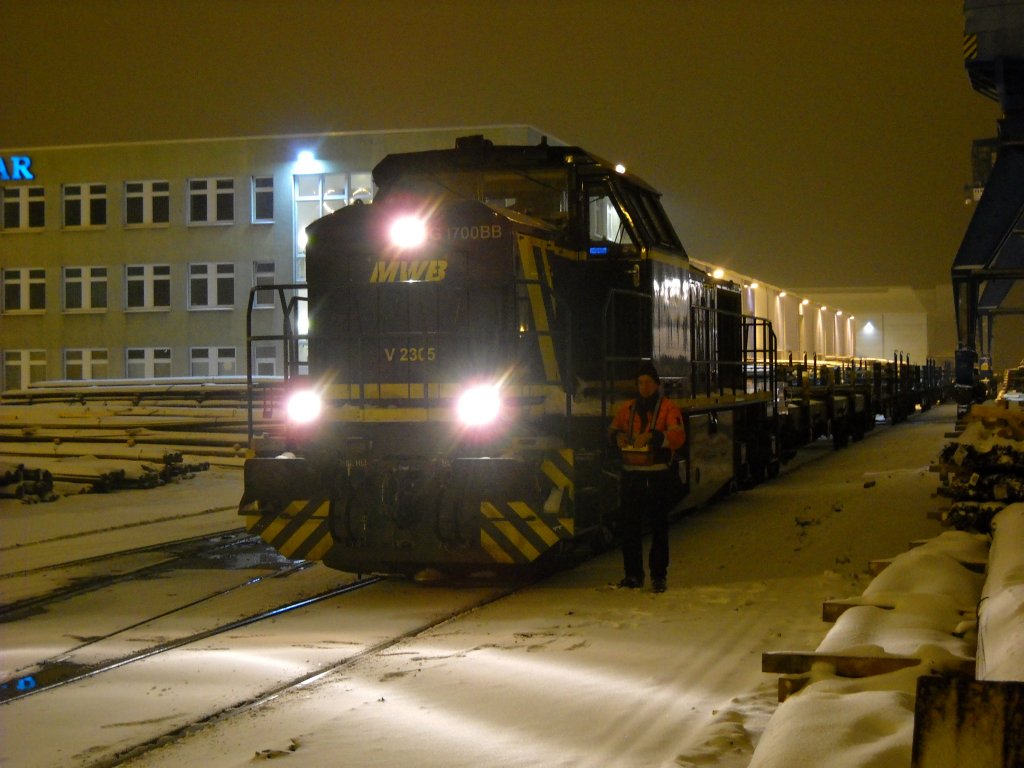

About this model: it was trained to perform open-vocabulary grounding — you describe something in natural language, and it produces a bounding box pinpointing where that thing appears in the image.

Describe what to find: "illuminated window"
[1,186,45,230]
[252,176,274,223]
[126,347,172,378]
[2,268,46,312]
[188,177,234,224]
[125,180,170,226]
[62,183,107,228]
[3,349,46,391]
[190,346,236,376]
[64,348,108,380]
[294,172,372,281]
[63,267,108,311]
[350,172,373,202]
[125,264,171,310]
[189,262,234,308]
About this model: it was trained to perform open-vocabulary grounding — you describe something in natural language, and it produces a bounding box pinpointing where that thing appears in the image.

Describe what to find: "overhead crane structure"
[953,0,1024,403]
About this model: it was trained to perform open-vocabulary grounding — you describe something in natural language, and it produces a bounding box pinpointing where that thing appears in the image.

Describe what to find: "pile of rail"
[935,401,1024,532]
[0,379,284,500]
[0,454,210,501]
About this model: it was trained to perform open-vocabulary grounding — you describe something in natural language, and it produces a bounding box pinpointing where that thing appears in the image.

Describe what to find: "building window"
[252,176,274,223]
[63,266,108,311]
[253,261,276,307]
[294,172,364,282]
[63,183,107,228]
[2,186,45,231]
[125,180,170,226]
[350,172,374,202]
[190,346,237,377]
[3,268,46,312]
[126,347,172,378]
[253,344,277,376]
[3,349,46,391]
[188,177,234,224]
[125,264,171,310]
[65,348,108,380]
[189,262,235,308]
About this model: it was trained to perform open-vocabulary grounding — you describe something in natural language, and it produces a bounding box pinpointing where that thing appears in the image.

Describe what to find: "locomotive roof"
[372,135,662,196]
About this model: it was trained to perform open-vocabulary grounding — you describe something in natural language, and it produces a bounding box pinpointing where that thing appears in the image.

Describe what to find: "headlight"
[389,215,427,248]
[456,384,502,427]
[285,389,322,425]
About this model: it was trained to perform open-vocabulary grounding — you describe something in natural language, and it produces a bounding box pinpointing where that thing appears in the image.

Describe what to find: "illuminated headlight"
[286,389,322,425]
[389,215,427,248]
[456,384,502,427]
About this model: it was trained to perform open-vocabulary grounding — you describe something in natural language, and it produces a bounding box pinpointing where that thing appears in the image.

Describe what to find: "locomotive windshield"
[376,167,570,228]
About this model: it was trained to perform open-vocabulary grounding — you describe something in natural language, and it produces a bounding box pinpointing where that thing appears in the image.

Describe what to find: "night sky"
[3,0,1002,292]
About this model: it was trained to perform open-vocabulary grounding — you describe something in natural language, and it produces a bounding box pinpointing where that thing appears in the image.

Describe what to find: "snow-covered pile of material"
[938,403,1024,532]
[977,503,1024,682]
[749,531,987,767]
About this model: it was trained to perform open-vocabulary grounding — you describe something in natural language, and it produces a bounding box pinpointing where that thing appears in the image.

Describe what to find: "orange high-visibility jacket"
[609,394,686,461]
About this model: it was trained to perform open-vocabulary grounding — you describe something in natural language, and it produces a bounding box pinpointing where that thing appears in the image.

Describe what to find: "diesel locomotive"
[238,135,931,578]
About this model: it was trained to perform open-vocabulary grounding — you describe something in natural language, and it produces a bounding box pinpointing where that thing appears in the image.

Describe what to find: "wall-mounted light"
[820,305,827,312]
[614,163,626,174]
[836,310,843,317]
[295,150,323,173]
[801,298,810,306]
[779,291,787,298]
[749,282,759,290]
[863,321,875,334]
[712,268,725,279]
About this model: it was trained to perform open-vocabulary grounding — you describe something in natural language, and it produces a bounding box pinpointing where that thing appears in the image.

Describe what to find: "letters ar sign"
[0,156,34,181]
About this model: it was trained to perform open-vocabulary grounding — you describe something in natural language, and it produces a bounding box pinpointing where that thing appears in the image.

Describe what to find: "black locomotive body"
[239,136,896,577]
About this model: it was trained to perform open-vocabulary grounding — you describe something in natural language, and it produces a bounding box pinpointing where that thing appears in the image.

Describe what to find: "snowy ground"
[143,407,952,767]
[0,404,989,767]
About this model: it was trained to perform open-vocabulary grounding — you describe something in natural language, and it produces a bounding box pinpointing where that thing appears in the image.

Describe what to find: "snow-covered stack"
[751,532,986,767]
[937,403,1024,533]
[996,363,1024,403]
[977,503,1024,682]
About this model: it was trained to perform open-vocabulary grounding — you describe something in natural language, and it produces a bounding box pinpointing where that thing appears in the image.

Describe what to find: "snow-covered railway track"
[0,529,250,608]
[1,561,518,768]
[1,530,336,702]
[0,573,376,706]
[88,580,521,768]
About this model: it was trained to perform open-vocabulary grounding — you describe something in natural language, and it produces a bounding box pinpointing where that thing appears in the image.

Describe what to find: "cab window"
[586,183,637,256]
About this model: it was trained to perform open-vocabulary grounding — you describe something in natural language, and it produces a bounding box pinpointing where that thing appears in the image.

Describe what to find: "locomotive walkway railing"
[244,283,308,441]
[689,304,779,404]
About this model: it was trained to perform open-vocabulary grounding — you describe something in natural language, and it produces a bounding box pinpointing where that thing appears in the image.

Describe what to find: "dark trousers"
[619,468,673,582]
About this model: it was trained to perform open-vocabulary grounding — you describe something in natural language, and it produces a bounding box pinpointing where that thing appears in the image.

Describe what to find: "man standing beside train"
[609,361,686,592]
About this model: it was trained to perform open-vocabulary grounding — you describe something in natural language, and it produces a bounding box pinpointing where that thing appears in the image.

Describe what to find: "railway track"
[86,578,523,768]
[1,475,524,768]
[0,573,377,706]
[1,529,338,702]
[0,529,276,619]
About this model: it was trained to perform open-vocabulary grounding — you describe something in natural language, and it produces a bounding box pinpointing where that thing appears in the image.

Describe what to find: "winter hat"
[636,361,660,384]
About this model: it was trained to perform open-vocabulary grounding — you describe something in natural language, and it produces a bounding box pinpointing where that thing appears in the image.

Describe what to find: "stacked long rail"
[0,380,284,499]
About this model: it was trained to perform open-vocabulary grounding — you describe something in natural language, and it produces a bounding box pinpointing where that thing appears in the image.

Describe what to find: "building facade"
[3,123,882,394]
[0,126,543,391]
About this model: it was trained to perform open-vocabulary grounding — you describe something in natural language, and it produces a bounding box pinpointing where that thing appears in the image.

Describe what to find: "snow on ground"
[3,403,1018,767]
[129,407,954,768]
